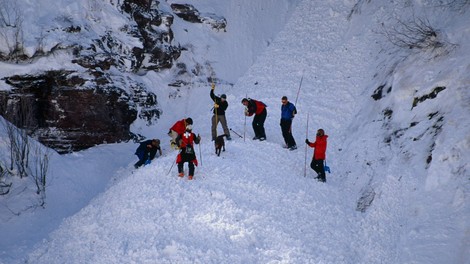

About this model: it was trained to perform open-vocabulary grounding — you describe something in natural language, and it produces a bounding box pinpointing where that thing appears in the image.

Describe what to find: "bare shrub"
[29,144,50,206]
[3,97,35,178]
[5,119,29,177]
[382,16,457,56]
[0,0,25,60]
[1,97,50,206]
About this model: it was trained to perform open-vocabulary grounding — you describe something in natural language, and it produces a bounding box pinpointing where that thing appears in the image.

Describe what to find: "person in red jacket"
[306,128,328,182]
[175,126,201,180]
[242,98,267,141]
[168,117,193,149]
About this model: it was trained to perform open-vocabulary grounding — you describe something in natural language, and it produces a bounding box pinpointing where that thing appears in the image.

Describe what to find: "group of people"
[133,84,329,182]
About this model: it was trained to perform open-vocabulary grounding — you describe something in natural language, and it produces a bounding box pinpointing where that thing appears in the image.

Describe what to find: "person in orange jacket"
[242,98,267,141]
[306,128,328,182]
[168,117,193,149]
[175,125,201,180]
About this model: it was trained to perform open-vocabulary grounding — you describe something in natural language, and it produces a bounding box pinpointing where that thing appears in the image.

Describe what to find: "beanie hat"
[221,94,227,99]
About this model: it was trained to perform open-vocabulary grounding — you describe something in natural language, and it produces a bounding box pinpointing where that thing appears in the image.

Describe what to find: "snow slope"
[1,0,469,263]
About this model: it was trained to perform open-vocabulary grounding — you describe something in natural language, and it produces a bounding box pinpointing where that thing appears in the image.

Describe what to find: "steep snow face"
[164,0,301,83]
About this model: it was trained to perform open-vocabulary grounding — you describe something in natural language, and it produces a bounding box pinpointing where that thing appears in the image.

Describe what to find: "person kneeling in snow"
[306,129,328,182]
[134,139,162,169]
[175,125,201,180]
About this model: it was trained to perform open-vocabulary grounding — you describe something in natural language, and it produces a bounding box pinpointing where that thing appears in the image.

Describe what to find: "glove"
[305,139,310,144]
[214,103,219,108]
[144,159,151,165]
[211,83,215,90]
[197,134,201,141]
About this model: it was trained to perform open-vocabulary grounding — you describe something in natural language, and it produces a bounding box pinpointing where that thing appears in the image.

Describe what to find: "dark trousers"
[178,161,195,176]
[280,119,296,147]
[252,109,267,138]
[310,159,326,181]
[134,151,146,168]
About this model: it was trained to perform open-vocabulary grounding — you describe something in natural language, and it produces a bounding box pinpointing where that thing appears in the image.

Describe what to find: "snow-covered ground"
[1,0,469,263]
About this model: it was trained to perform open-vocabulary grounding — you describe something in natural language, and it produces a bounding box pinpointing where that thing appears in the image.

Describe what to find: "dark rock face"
[171,3,227,31]
[171,3,202,23]
[0,71,137,154]
[123,0,181,71]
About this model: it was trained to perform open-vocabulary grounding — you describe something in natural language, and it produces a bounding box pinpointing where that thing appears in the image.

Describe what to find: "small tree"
[4,97,34,178]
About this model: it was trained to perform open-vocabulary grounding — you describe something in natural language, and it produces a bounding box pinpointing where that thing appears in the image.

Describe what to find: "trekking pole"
[213,82,218,140]
[304,113,309,177]
[294,73,304,106]
[198,135,203,167]
[229,128,243,138]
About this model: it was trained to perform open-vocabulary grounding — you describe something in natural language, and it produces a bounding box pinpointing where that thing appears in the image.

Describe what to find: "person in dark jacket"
[210,83,231,141]
[280,96,297,150]
[242,98,267,141]
[168,117,193,149]
[306,129,328,182]
[175,126,201,180]
[134,139,162,168]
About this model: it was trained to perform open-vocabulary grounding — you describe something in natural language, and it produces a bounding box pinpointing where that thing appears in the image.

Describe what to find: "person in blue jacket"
[280,96,297,150]
[134,139,162,168]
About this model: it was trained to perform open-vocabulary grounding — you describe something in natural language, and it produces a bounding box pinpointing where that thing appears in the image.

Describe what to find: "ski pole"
[167,160,175,175]
[304,112,309,177]
[198,135,202,167]
[229,128,243,138]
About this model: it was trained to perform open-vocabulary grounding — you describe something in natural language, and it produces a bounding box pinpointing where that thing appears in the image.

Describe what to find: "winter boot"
[178,172,184,177]
[188,175,193,180]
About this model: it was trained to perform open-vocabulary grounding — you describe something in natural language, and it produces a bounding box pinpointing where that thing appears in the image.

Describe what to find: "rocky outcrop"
[171,3,227,31]
[0,71,137,154]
